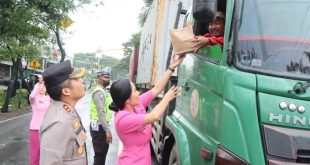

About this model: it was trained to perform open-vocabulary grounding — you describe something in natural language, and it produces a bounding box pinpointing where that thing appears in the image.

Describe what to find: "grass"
[0,89,5,106]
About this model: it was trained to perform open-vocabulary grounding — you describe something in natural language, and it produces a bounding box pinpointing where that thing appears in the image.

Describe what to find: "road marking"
[0,113,30,124]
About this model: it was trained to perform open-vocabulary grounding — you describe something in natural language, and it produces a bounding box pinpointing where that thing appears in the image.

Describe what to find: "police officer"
[40,60,87,165]
[90,67,113,165]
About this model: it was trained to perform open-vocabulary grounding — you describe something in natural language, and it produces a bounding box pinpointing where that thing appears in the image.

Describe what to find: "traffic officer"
[90,67,113,165]
[40,60,87,165]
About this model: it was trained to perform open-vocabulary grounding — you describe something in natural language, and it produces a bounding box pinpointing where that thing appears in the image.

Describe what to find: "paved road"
[0,113,31,165]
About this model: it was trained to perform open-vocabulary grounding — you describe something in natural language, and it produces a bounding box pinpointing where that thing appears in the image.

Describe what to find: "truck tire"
[168,143,180,165]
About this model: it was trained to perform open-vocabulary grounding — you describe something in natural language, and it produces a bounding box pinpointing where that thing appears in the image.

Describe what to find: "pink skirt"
[29,130,40,165]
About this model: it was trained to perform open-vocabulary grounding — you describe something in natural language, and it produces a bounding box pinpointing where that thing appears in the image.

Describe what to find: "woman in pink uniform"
[29,76,51,165]
[109,54,184,165]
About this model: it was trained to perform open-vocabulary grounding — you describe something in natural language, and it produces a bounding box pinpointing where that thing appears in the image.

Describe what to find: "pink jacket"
[29,83,51,130]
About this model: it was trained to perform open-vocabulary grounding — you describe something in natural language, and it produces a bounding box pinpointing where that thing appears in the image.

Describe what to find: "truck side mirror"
[192,0,217,23]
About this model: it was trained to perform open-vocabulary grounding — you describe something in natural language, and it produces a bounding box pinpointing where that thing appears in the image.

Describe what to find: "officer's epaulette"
[63,104,72,112]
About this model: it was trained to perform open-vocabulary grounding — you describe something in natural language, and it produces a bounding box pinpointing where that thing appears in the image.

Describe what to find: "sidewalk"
[0,109,30,123]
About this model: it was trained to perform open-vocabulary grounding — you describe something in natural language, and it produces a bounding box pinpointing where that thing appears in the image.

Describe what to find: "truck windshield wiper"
[288,81,310,95]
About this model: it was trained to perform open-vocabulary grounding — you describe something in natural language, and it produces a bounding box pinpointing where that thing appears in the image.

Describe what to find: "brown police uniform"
[40,101,87,165]
[40,60,87,165]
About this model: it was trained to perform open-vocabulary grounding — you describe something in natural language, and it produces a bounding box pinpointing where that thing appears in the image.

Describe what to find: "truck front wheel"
[168,143,180,165]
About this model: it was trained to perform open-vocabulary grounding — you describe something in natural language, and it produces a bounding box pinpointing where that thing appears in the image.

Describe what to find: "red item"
[203,33,224,46]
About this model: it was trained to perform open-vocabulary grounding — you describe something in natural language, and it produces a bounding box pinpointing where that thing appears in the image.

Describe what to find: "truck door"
[177,45,226,164]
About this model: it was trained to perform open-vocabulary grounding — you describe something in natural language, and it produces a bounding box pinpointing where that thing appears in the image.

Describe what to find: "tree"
[73,52,95,68]
[28,0,92,62]
[73,52,119,69]
[0,0,50,112]
[0,0,102,112]
[116,0,153,79]
[138,0,154,28]
[73,52,119,86]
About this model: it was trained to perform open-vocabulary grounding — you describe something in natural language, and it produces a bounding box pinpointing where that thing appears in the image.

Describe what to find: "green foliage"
[121,32,141,58]
[10,89,29,110]
[0,89,4,106]
[115,0,154,80]
[29,0,91,30]
[0,0,50,61]
[0,0,95,62]
[73,52,95,68]
[28,0,92,61]
[144,0,154,6]
[110,54,130,80]
[73,52,120,82]
[73,52,119,69]
[121,0,153,56]
[0,89,29,110]
[130,32,141,46]
[138,0,154,27]
[99,55,120,68]
[0,0,95,112]
[122,42,133,57]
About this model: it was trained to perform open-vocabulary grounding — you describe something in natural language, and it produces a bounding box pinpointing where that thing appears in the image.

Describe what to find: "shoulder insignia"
[63,104,71,112]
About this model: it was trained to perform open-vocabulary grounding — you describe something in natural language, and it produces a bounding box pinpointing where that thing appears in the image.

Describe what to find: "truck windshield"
[235,0,310,79]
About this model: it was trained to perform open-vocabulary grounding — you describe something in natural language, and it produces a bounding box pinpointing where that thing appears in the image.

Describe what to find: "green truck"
[132,0,310,164]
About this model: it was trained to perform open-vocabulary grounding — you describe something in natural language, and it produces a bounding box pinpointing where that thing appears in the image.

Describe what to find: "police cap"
[97,67,110,78]
[43,60,86,88]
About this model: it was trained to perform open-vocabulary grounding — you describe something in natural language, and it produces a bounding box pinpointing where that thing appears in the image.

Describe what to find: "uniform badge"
[73,120,79,129]
[82,133,87,142]
[77,146,84,154]
[76,129,86,147]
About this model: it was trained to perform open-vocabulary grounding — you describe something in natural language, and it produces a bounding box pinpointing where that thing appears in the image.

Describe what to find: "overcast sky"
[63,0,144,59]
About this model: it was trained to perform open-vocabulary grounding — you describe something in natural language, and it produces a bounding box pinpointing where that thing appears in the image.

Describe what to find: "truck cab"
[161,0,310,165]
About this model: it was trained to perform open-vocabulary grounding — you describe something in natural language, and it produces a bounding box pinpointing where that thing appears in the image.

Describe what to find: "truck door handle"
[182,82,189,91]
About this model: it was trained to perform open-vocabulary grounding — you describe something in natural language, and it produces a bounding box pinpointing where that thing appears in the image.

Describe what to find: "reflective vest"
[90,85,113,122]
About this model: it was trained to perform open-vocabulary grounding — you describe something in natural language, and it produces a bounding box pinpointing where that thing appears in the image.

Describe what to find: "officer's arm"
[40,121,70,165]
[93,91,111,133]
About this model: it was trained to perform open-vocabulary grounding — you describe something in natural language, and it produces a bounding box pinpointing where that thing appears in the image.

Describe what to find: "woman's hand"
[163,85,179,101]
[145,86,180,125]
[169,54,186,69]
[106,132,112,144]
[38,75,44,84]
[151,54,184,97]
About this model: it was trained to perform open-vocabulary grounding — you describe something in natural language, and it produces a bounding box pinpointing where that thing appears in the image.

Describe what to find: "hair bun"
[109,102,119,112]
